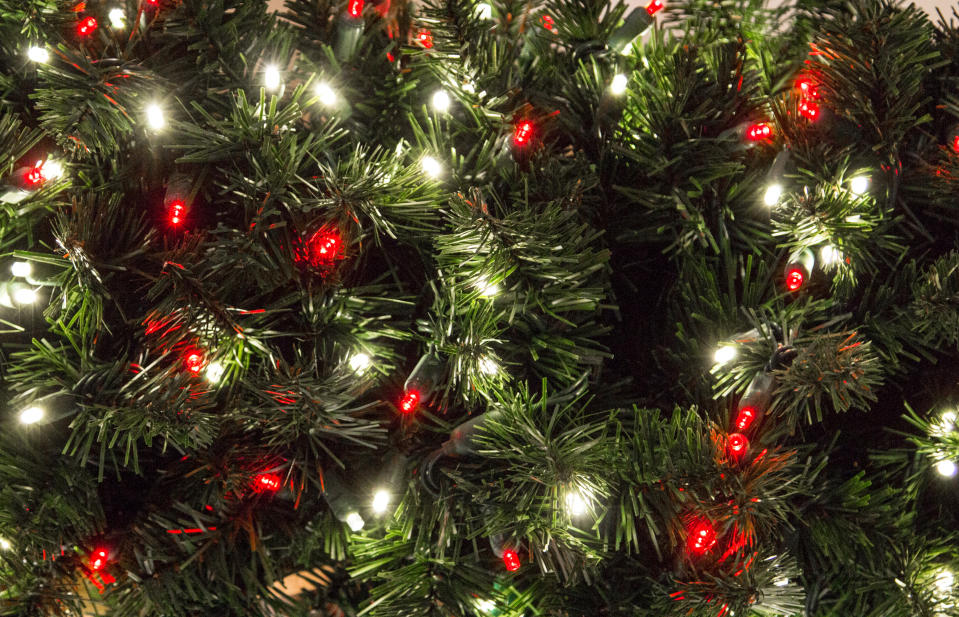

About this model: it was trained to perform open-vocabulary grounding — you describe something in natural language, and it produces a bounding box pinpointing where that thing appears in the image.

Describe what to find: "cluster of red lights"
[540,15,555,30]
[746,123,772,141]
[24,163,45,187]
[417,30,433,49]
[502,548,521,571]
[77,16,98,37]
[254,473,281,493]
[399,389,420,414]
[646,0,665,16]
[348,0,364,18]
[513,121,533,147]
[796,75,820,121]
[784,266,805,292]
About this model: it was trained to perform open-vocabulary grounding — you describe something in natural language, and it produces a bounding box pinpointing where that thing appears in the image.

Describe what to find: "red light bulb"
[687,519,717,556]
[953,135,959,153]
[254,473,281,493]
[417,30,433,49]
[541,14,555,30]
[399,389,420,414]
[348,0,364,17]
[307,228,342,268]
[513,121,533,147]
[184,350,205,374]
[734,406,756,431]
[795,76,819,99]
[785,267,805,292]
[146,0,159,4]
[646,0,664,15]
[90,548,108,571]
[24,163,45,187]
[77,16,98,36]
[799,100,819,121]
[727,433,749,458]
[502,548,521,571]
[168,200,185,226]
[746,123,772,141]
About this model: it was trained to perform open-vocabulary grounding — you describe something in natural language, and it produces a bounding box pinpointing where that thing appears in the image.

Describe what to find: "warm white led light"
[940,410,956,431]
[474,276,499,298]
[474,3,492,19]
[713,345,736,366]
[108,8,126,29]
[0,538,9,550]
[204,361,225,384]
[936,459,958,478]
[19,406,44,425]
[820,244,842,267]
[610,73,628,95]
[349,352,372,373]
[145,103,165,131]
[13,287,37,305]
[935,568,955,595]
[371,489,390,514]
[264,64,281,91]
[41,159,64,180]
[315,82,337,107]
[27,46,49,63]
[763,183,783,207]
[421,156,442,178]
[345,511,365,531]
[10,262,32,278]
[432,90,451,113]
[565,489,589,517]
[849,176,869,195]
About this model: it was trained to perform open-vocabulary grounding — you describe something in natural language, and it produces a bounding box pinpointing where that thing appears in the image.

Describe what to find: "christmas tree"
[1,0,958,615]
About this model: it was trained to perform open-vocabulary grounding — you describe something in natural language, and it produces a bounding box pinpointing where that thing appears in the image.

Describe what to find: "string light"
[763,183,783,207]
[686,519,717,555]
[784,266,805,292]
[345,511,365,531]
[564,488,589,517]
[77,16,98,37]
[421,156,442,178]
[734,405,756,432]
[502,548,521,571]
[254,473,281,492]
[399,389,420,414]
[204,361,225,384]
[90,548,108,571]
[727,433,749,459]
[315,82,338,107]
[349,352,372,373]
[513,121,533,146]
[431,90,451,113]
[935,459,957,478]
[820,244,842,267]
[939,410,957,433]
[347,0,364,18]
[713,345,736,366]
[646,0,664,15]
[371,489,391,514]
[416,30,434,49]
[799,100,820,120]
[18,406,44,425]
[264,64,281,91]
[848,176,869,195]
[108,8,126,29]
[184,350,205,374]
[10,262,32,278]
[168,199,185,225]
[13,287,37,305]
[474,2,492,19]
[610,73,628,95]
[0,538,9,550]
[145,103,165,131]
[746,123,772,141]
[935,568,955,595]
[27,46,49,63]
[474,276,499,297]
[478,355,498,375]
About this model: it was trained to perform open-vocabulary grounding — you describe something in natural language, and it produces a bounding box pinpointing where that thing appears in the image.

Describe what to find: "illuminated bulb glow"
[254,473,281,492]
[349,353,372,373]
[565,489,588,517]
[90,549,108,571]
[417,30,433,49]
[796,76,819,99]
[13,287,37,305]
[513,121,533,146]
[727,433,749,458]
[345,512,365,531]
[936,459,958,478]
[475,276,499,297]
[77,17,98,37]
[646,0,664,15]
[24,159,61,186]
[713,345,736,366]
[184,351,205,374]
[735,406,756,432]
[371,489,390,514]
[785,267,805,292]
[799,100,820,120]
[109,8,126,29]
[478,356,498,375]
[747,123,772,141]
[476,599,496,614]
[540,14,554,30]
[432,90,451,113]
[763,183,783,207]
[146,103,165,130]
[264,64,281,91]
[307,229,342,267]
[502,548,521,571]
[953,135,959,153]
[935,569,955,594]
[348,0,364,17]
[399,390,420,414]
[168,199,185,225]
[421,156,442,178]
[687,519,717,555]
[941,410,957,432]
[204,361,225,384]
[475,2,492,19]
[10,261,32,278]
[0,538,9,550]
[315,82,337,107]
[19,406,44,425]
[820,244,842,266]
[610,73,628,96]
[849,176,869,195]
[27,46,49,63]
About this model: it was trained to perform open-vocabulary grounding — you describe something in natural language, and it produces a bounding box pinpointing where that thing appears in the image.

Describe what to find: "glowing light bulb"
[184,350,205,374]
[763,183,783,207]
[785,267,805,292]
[10,262,32,278]
[145,103,165,131]
[417,30,433,49]
[735,406,756,432]
[264,64,281,91]
[474,276,499,298]
[502,548,521,571]
[646,0,664,15]
[399,390,420,414]
[564,489,588,517]
[941,410,957,432]
[204,361,225,384]
[610,73,628,95]
[345,511,365,531]
[476,599,496,614]
[13,287,37,305]
[19,406,44,425]
[849,176,869,195]
[478,355,498,375]
[254,473,281,492]
[348,0,364,18]
[371,489,390,514]
[513,120,533,146]
[90,548,108,571]
[820,244,842,267]
[935,568,955,595]
[0,538,9,550]
[475,2,492,19]
[421,156,442,178]
[109,8,126,29]
[713,345,736,366]
[42,159,64,180]
[431,90,451,113]
[727,433,749,458]
[936,459,957,478]
[77,16,98,37]
[27,46,49,63]
[687,519,717,555]
[746,123,772,141]
[349,352,372,373]
[315,82,337,107]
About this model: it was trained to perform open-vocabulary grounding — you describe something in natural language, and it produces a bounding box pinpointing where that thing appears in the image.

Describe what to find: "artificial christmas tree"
[0,0,958,615]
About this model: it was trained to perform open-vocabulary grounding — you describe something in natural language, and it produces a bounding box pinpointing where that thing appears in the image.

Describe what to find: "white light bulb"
[713,345,736,366]
[849,176,869,195]
[421,156,442,178]
[474,2,492,19]
[431,90,451,113]
[10,261,32,278]
[0,537,9,550]
[345,511,365,531]
[349,352,372,373]
[264,64,281,91]
[19,406,44,425]
[773,577,789,587]
[941,410,957,431]
[315,82,337,107]
[27,46,49,63]
[478,355,498,375]
[145,103,165,131]
[610,73,628,96]
[371,489,391,514]
[565,489,588,517]
[763,183,783,207]
[935,459,958,478]
[476,599,496,614]
[204,361,225,384]
[13,287,37,305]
[820,244,842,267]
[41,159,64,180]
[935,568,955,595]
[474,276,499,298]
[108,8,126,29]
